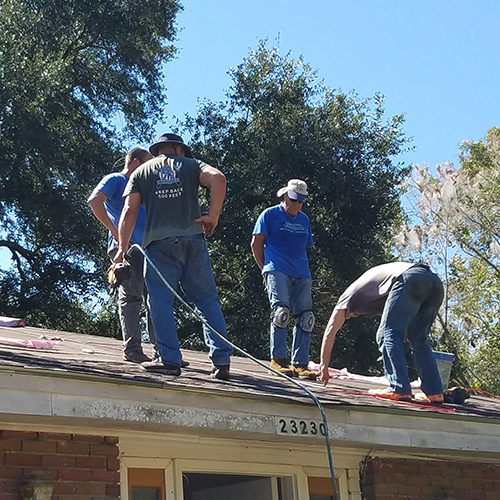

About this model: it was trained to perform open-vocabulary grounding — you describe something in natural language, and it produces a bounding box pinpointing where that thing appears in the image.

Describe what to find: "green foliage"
[446,257,500,394]
[0,0,181,328]
[397,128,500,395]
[180,40,410,371]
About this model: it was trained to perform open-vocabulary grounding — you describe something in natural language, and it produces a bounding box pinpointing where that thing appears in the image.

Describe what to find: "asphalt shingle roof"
[0,325,499,420]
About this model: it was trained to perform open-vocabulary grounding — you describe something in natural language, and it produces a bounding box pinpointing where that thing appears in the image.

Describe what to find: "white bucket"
[433,351,454,389]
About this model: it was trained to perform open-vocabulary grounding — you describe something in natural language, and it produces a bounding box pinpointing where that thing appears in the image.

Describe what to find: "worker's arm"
[196,166,226,236]
[87,189,118,241]
[250,233,266,270]
[113,192,141,264]
[318,308,347,385]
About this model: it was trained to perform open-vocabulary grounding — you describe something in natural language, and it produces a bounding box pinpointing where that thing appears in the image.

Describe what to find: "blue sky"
[156,0,499,169]
[2,1,498,269]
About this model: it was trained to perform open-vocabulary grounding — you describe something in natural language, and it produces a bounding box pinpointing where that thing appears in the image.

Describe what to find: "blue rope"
[129,243,340,500]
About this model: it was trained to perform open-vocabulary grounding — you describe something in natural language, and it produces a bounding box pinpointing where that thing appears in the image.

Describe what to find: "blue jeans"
[376,265,444,396]
[144,235,233,367]
[265,271,313,365]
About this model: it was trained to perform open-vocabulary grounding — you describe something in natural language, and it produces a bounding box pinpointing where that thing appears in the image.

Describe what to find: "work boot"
[270,358,295,377]
[369,388,412,402]
[210,364,230,381]
[153,351,189,367]
[291,364,317,380]
[414,393,444,404]
[140,358,181,376]
[123,351,151,363]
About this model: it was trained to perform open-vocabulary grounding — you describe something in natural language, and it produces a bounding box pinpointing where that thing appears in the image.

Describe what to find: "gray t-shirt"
[335,262,415,317]
[124,154,207,247]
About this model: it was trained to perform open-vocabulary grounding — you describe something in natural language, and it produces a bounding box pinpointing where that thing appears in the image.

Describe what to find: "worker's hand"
[107,261,131,292]
[112,249,126,265]
[195,213,219,236]
[318,363,330,386]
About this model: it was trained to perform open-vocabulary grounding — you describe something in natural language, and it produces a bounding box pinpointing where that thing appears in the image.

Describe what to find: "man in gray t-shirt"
[114,133,233,380]
[319,262,444,403]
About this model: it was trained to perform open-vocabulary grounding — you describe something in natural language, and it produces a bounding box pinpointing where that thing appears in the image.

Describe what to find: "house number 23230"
[275,417,326,436]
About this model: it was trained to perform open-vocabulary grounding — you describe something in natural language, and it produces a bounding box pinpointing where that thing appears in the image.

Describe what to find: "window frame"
[121,457,309,500]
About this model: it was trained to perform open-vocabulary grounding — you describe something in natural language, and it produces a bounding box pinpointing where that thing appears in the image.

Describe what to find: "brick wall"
[360,456,500,500]
[0,430,120,500]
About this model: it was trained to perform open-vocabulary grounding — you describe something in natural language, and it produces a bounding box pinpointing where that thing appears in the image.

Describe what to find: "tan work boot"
[270,358,295,376]
[369,388,412,402]
[291,364,317,380]
[414,393,444,404]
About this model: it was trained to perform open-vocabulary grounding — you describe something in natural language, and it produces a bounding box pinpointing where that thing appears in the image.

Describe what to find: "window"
[308,476,338,500]
[123,458,303,500]
[129,468,165,500]
[182,472,294,500]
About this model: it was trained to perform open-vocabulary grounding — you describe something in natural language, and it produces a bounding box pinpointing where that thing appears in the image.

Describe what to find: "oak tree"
[179,41,410,372]
[0,0,181,330]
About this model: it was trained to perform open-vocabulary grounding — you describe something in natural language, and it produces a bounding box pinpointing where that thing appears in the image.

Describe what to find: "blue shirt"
[96,172,146,253]
[252,204,313,278]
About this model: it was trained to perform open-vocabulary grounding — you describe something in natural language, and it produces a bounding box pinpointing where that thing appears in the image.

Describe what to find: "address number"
[275,417,326,437]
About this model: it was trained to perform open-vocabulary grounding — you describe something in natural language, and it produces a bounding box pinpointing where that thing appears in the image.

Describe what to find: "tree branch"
[456,235,500,276]
[0,240,37,263]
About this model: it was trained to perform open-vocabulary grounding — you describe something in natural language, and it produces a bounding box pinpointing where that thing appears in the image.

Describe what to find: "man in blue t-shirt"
[251,179,317,380]
[88,147,155,363]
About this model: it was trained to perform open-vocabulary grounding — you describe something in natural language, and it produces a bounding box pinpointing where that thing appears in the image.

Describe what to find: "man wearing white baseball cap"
[251,179,317,380]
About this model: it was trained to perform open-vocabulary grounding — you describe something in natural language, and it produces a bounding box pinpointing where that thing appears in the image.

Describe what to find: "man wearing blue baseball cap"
[251,179,317,380]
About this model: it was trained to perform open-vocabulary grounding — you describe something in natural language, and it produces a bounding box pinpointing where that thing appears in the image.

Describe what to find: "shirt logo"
[156,157,182,188]
[282,221,307,233]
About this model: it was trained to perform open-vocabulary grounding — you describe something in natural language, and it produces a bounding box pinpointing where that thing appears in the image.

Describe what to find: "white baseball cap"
[277,179,308,202]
